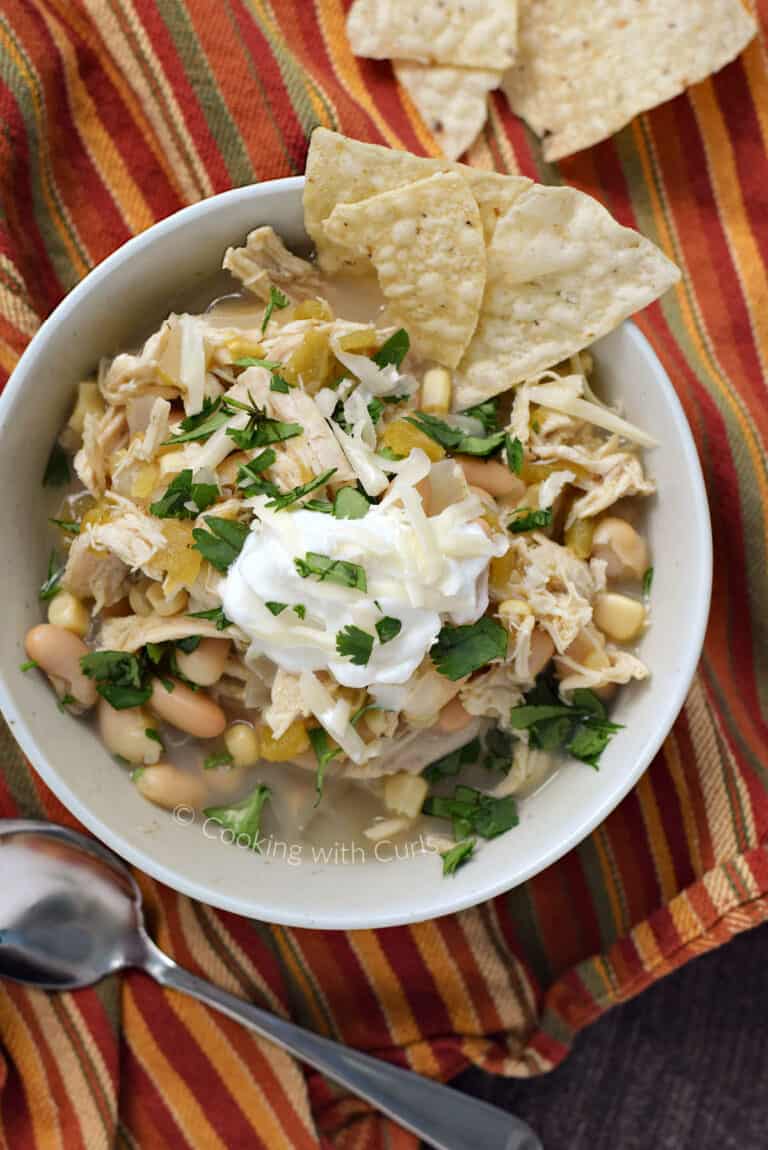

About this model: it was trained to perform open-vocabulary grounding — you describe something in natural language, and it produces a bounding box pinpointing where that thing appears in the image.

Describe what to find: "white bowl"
[0,179,712,929]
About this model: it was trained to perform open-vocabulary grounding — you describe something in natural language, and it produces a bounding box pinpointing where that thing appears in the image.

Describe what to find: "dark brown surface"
[454,923,768,1149]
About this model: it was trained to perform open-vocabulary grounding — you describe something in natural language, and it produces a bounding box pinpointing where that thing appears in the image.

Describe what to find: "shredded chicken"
[99,612,233,653]
[461,662,525,725]
[84,495,167,573]
[61,535,129,612]
[223,226,321,302]
[501,533,600,653]
[74,408,127,496]
[263,669,309,739]
[100,322,179,406]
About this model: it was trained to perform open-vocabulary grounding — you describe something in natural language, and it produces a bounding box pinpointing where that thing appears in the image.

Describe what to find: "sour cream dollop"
[220,453,508,690]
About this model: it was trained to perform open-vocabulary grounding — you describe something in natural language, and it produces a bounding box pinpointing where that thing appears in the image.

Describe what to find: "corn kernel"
[380,419,445,462]
[259,719,310,762]
[226,337,266,360]
[565,518,595,560]
[146,582,188,616]
[131,462,159,501]
[48,591,90,636]
[420,367,452,414]
[498,598,531,627]
[224,723,260,768]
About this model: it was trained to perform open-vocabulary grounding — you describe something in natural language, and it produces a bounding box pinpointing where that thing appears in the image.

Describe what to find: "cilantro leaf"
[265,468,336,512]
[508,506,553,534]
[233,357,282,369]
[261,285,289,333]
[175,635,201,654]
[226,413,302,451]
[43,442,70,487]
[505,435,524,475]
[483,726,514,774]
[303,499,334,514]
[269,374,291,393]
[336,625,374,666]
[406,412,506,457]
[145,727,162,744]
[39,550,65,601]
[508,675,621,768]
[372,328,409,368]
[442,839,476,876]
[20,659,38,672]
[204,784,271,850]
[333,487,370,519]
[423,737,481,783]
[49,517,80,536]
[378,446,405,462]
[461,399,499,435]
[149,469,218,519]
[79,650,151,710]
[203,751,234,770]
[375,616,401,644]
[163,397,230,444]
[308,727,340,802]
[295,552,367,591]
[643,566,654,596]
[423,787,518,840]
[293,604,306,619]
[236,448,280,497]
[265,601,288,616]
[192,516,249,572]
[187,606,233,631]
[431,617,507,681]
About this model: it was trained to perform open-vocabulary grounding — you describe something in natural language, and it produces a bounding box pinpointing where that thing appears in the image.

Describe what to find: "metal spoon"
[0,820,540,1150]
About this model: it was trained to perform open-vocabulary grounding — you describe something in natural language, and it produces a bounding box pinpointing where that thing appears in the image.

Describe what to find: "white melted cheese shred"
[220,451,508,692]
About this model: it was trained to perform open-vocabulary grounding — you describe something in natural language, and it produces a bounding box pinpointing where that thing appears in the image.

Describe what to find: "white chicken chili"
[25,132,674,876]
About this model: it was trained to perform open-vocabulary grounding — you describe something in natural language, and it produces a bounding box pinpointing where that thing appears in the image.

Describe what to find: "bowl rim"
[0,179,713,927]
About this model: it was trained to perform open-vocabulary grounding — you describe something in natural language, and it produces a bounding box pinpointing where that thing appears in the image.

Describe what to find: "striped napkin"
[0,2,766,1146]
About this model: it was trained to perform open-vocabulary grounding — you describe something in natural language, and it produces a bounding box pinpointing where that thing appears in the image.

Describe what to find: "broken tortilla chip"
[453,183,680,407]
[394,61,501,161]
[304,128,529,274]
[346,0,517,70]
[503,0,757,162]
[323,172,486,368]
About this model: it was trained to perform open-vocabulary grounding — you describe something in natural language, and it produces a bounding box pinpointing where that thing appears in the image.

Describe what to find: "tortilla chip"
[394,62,501,160]
[453,184,680,406]
[304,128,529,273]
[347,0,517,70]
[323,172,486,368]
[503,0,757,162]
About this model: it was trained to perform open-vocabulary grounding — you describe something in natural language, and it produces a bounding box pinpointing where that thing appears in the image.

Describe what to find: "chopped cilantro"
[333,486,370,519]
[49,517,80,536]
[378,445,405,462]
[508,676,621,769]
[265,467,336,511]
[308,727,340,802]
[406,411,506,457]
[149,469,218,519]
[226,408,302,451]
[461,399,499,434]
[163,397,230,445]
[643,566,654,596]
[423,786,519,840]
[233,357,281,369]
[423,737,481,783]
[375,616,401,644]
[431,617,507,681]
[145,642,165,664]
[367,393,409,425]
[336,625,374,666]
[261,285,289,333]
[236,448,280,498]
[145,728,162,745]
[295,552,367,592]
[204,784,271,849]
[79,650,151,710]
[372,328,409,368]
[203,751,234,770]
[187,606,233,631]
[293,604,306,620]
[57,692,76,713]
[350,702,381,726]
[508,506,553,534]
[442,839,476,876]
[175,635,202,654]
[43,442,70,487]
[483,726,514,774]
[19,659,38,672]
[505,435,524,475]
[303,498,334,514]
[39,550,65,601]
[192,516,249,572]
[269,374,291,393]
[265,601,288,616]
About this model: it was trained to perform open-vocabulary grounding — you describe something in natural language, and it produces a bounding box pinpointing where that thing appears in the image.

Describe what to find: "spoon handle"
[142,943,540,1150]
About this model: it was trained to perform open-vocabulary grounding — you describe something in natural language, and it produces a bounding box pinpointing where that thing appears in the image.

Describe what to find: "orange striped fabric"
[1,1,767,1146]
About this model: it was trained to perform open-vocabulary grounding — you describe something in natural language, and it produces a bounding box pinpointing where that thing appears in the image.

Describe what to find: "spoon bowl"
[0,819,541,1150]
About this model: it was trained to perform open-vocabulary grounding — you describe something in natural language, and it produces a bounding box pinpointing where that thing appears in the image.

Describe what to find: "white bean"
[174,638,230,686]
[456,456,526,499]
[135,763,208,811]
[47,591,90,637]
[528,628,555,678]
[24,624,97,708]
[436,697,474,733]
[591,518,649,581]
[145,583,188,616]
[593,592,645,643]
[224,723,260,768]
[149,677,226,738]
[98,699,162,765]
